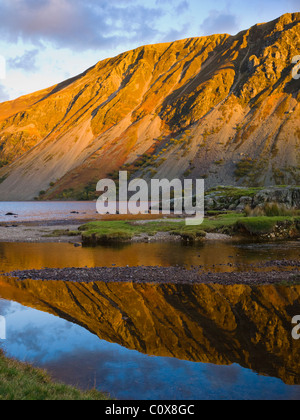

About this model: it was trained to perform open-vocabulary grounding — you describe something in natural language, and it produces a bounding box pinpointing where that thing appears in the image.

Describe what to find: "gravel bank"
[5,261,300,285]
[0,221,82,243]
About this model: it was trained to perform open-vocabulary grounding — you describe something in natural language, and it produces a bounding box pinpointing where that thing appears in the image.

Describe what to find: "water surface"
[0,279,300,400]
[0,240,299,273]
[0,201,98,222]
[0,240,299,399]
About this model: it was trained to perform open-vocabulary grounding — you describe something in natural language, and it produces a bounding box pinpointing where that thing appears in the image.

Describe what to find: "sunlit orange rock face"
[1,277,300,385]
[0,13,299,200]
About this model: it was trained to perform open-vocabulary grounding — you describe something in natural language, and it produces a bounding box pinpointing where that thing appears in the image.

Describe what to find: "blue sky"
[0,0,299,101]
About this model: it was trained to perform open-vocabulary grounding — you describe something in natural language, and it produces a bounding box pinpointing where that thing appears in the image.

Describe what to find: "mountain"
[0,13,299,201]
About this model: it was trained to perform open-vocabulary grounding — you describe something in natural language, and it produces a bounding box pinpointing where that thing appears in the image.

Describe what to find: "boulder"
[236,196,253,212]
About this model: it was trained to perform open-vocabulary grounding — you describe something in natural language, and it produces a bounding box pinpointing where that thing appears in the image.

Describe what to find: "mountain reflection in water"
[1,276,300,388]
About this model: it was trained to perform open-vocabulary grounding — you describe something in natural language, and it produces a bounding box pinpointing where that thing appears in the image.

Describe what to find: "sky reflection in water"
[0,238,300,400]
[1,298,300,400]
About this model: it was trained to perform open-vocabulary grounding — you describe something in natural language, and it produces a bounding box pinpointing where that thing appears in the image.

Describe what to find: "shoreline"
[1,213,299,244]
[0,350,110,401]
[0,219,233,244]
[0,220,84,243]
[5,261,300,286]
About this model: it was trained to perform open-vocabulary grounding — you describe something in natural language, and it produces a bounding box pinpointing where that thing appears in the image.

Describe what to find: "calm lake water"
[0,201,99,222]
[0,239,300,400]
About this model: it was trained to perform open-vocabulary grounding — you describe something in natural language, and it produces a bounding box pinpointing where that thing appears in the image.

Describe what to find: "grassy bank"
[0,350,110,400]
[78,214,300,244]
[79,220,206,243]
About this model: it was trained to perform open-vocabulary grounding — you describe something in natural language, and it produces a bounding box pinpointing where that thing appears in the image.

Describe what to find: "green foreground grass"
[79,220,206,242]
[79,213,300,243]
[0,351,110,400]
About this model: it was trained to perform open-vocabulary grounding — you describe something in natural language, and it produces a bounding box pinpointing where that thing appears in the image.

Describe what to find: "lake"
[0,238,300,400]
[0,201,99,222]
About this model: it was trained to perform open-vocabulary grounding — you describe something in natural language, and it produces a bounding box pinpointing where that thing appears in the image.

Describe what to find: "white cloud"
[0,0,188,51]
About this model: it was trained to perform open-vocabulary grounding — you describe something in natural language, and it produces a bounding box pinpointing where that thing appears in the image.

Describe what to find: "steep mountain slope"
[0,13,299,200]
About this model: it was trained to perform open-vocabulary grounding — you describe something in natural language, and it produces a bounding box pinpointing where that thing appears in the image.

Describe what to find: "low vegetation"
[245,202,300,217]
[234,216,298,235]
[206,186,263,199]
[0,350,110,401]
[79,212,300,244]
[234,158,257,179]
[42,229,79,238]
[79,220,206,244]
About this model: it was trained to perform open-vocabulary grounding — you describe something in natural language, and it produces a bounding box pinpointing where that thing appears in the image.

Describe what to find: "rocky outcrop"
[253,187,300,208]
[205,186,300,212]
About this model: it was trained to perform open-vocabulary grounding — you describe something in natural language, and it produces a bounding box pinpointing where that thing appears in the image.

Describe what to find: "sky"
[0,0,299,101]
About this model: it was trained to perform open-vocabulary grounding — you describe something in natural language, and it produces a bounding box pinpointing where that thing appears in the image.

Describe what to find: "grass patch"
[79,215,248,243]
[204,214,300,236]
[236,217,278,234]
[200,213,246,231]
[0,350,110,400]
[79,221,141,242]
[42,229,80,238]
[206,186,263,199]
[79,214,300,243]
[236,216,300,235]
[79,220,206,243]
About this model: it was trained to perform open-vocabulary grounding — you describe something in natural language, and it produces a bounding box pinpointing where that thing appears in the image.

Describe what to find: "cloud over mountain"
[0,0,188,51]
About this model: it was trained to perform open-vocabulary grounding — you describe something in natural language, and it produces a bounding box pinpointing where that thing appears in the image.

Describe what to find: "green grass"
[79,220,206,243]
[0,351,110,400]
[79,214,300,243]
[79,221,142,241]
[236,216,300,235]
[200,213,246,231]
[42,229,80,238]
[79,215,241,243]
[202,214,300,235]
[235,217,280,234]
[206,186,263,199]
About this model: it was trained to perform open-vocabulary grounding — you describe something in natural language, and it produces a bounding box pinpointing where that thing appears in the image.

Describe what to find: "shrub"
[245,203,298,217]
[235,158,256,178]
